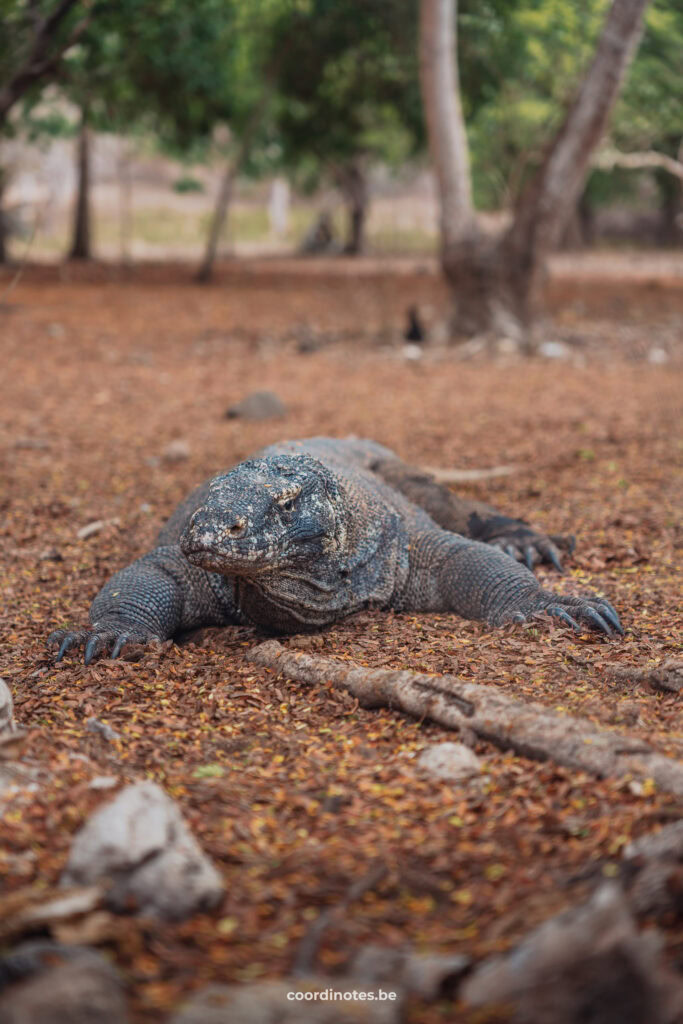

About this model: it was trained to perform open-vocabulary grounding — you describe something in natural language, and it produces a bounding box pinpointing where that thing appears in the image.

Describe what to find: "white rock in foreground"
[416,742,481,782]
[61,781,224,920]
[0,677,17,734]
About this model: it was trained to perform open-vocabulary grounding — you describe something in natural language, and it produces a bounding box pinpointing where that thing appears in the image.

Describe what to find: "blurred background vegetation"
[0,0,681,265]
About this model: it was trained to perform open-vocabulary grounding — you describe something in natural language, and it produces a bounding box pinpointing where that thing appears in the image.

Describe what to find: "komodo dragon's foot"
[505,591,623,636]
[48,620,160,665]
[470,512,575,573]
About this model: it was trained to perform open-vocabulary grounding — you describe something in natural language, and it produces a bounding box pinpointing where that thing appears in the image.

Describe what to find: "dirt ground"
[0,258,681,1021]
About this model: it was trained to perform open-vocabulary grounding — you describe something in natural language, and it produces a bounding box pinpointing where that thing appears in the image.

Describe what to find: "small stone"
[416,742,481,782]
[38,547,63,562]
[88,775,120,790]
[162,439,191,463]
[496,337,519,355]
[648,347,669,365]
[60,781,224,920]
[85,718,121,743]
[539,340,571,359]
[138,503,153,515]
[225,390,287,420]
[402,343,423,361]
[46,322,66,339]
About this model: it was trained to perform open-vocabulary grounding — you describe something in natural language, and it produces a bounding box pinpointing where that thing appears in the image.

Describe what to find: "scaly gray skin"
[49,438,622,664]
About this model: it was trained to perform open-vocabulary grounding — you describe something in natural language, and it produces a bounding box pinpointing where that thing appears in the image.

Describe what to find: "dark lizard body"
[50,438,621,663]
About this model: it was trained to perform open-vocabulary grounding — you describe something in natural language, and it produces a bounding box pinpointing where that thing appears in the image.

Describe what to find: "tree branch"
[0,0,92,125]
[593,147,683,182]
[248,640,683,797]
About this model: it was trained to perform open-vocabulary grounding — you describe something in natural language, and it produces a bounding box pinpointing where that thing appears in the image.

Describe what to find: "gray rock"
[88,774,120,790]
[170,979,402,1024]
[61,781,224,920]
[225,390,287,420]
[0,677,17,734]
[162,439,191,463]
[623,821,683,919]
[416,742,481,782]
[1,949,127,1024]
[624,821,683,863]
[349,945,470,1000]
[462,884,671,1024]
[539,340,571,360]
[85,717,121,742]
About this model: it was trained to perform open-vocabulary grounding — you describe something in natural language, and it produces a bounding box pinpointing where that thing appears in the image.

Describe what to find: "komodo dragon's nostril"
[227,516,248,538]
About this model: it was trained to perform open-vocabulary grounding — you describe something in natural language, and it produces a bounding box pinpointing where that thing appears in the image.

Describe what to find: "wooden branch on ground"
[422,464,516,484]
[594,147,683,181]
[608,660,683,695]
[248,641,683,797]
[292,861,386,976]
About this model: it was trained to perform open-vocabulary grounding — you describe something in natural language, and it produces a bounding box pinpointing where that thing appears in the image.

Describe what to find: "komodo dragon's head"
[180,454,348,577]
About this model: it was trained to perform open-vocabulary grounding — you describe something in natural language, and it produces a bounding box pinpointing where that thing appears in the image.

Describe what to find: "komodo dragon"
[49,437,622,664]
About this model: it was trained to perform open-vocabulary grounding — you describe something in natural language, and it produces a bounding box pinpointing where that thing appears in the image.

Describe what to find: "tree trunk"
[419,0,651,342]
[117,143,133,266]
[418,0,474,249]
[68,105,92,261]
[0,167,7,264]
[655,169,682,247]
[196,162,238,283]
[337,161,368,255]
[196,83,274,283]
[503,0,651,330]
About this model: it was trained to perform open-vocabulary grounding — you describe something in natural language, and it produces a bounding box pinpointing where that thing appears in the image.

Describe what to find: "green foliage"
[270,0,422,187]
[613,0,683,150]
[463,0,682,211]
[1,0,679,220]
[173,175,205,194]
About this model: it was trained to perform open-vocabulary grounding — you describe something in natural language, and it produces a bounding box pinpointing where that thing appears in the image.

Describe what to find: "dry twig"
[248,641,683,796]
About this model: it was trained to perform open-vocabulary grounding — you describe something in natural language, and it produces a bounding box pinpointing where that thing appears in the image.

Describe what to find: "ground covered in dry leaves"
[0,258,681,1021]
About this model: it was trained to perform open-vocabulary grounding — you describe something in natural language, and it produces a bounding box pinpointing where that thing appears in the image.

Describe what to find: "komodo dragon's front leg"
[372,458,573,572]
[400,529,622,635]
[49,546,239,664]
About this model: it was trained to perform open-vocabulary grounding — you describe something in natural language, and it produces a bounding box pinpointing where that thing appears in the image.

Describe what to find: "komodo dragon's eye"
[276,485,301,512]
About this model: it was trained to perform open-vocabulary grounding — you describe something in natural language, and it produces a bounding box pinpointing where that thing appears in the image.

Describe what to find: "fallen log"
[247,641,683,796]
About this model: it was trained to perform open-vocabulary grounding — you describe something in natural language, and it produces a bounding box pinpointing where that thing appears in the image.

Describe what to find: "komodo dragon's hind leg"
[372,458,573,572]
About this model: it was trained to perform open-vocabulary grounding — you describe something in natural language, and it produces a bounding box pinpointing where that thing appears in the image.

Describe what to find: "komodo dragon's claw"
[486,523,568,574]
[49,622,158,665]
[512,591,623,637]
